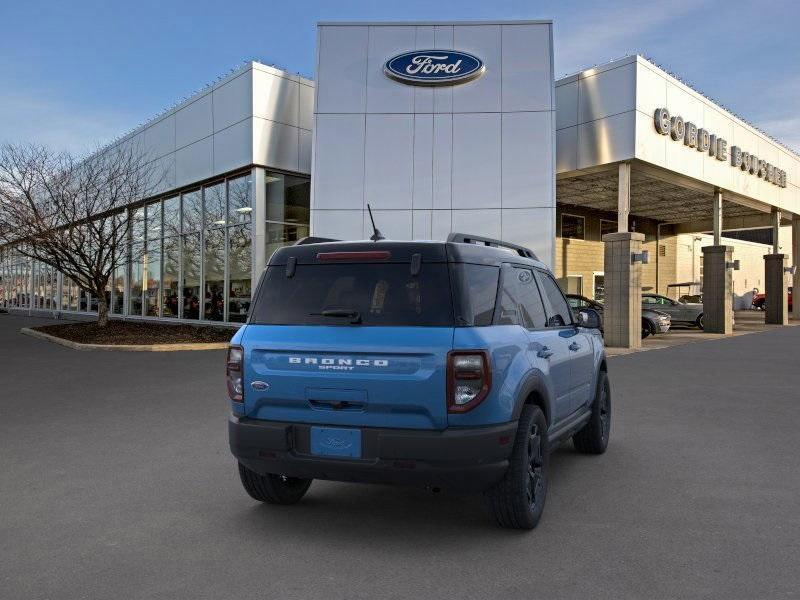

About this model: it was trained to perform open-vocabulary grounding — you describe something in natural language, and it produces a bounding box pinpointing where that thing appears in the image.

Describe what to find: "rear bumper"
[229,416,517,492]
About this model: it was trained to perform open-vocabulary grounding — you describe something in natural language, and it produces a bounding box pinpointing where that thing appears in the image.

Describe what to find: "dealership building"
[2,20,799,346]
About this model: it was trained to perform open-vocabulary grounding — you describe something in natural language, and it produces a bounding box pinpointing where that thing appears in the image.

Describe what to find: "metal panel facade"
[96,62,312,198]
[312,21,556,267]
[555,55,800,216]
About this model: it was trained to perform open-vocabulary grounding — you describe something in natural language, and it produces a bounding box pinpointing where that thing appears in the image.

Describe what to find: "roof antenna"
[367,204,385,241]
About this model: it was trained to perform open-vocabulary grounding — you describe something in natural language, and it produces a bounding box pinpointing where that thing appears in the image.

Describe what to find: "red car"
[752,287,793,311]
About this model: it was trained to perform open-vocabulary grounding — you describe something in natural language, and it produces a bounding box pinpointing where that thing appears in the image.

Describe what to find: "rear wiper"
[311,309,362,324]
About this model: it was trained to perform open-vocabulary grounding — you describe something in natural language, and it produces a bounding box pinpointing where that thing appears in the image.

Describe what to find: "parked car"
[678,293,702,304]
[228,233,610,530]
[752,287,792,311]
[642,293,705,329]
[567,294,670,339]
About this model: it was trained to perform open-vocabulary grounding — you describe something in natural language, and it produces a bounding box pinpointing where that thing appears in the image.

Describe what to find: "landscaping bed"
[33,320,235,345]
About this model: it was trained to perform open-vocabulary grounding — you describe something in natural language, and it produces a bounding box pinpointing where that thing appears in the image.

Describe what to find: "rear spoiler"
[294,236,340,245]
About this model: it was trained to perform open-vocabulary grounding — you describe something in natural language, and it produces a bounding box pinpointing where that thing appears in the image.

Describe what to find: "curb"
[20,328,230,352]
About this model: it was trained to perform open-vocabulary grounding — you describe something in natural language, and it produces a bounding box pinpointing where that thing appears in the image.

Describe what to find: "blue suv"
[228,233,610,529]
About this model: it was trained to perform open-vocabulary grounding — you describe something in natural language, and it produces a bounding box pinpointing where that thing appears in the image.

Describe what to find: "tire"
[641,319,652,339]
[485,405,549,530]
[696,314,705,330]
[573,370,611,455]
[237,462,312,505]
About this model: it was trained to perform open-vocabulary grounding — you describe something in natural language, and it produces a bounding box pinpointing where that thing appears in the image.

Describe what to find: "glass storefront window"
[61,277,69,311]
[266,222,309,262]
[162,236,179,318]
[144,241,161,317]
[43,267,51,309]
[129,243,143,316]
[266,173,310,224]
[228,224,251,323]
[112,265,124,314]
[561,214,585,240]
[131,208,145,243]
[3,169,308,323]
[69,280,79,311]
[146,201,162,240]
[204,182,226,228]
[204,227,225,321]
[182,189,201,233]
[228,175,252,225]
[163,196,180,237]
[34,265,42,309]
[182,233,201,319]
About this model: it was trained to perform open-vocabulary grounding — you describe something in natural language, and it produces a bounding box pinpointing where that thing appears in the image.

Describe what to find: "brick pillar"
[602,232,644,348]
[701,246,733,334]
[764,254,789,325]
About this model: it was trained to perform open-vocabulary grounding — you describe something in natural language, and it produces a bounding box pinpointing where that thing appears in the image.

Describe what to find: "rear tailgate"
[242,325,453,429]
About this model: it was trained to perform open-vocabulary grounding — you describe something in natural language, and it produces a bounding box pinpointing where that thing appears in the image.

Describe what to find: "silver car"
[567,294,670,339]
[642,293,704,329]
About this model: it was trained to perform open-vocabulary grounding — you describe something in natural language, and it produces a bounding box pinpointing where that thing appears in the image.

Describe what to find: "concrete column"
[772,209,781,254]
[712,190,723,246]
[251,167,267,283]
[701,246,733,334]
[764,253,789,325]
[602,231,644,348]
[792,216,800,321]
[617,163,631,233]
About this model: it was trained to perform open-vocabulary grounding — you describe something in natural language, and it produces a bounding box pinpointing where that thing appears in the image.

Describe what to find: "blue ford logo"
[324,437,351,450]
[384,49,485,86]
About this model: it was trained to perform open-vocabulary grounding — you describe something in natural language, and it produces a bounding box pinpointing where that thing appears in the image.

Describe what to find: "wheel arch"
[512,372,554,427]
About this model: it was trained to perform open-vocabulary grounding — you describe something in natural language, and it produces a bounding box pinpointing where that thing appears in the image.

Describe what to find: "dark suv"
[228,234,610,529]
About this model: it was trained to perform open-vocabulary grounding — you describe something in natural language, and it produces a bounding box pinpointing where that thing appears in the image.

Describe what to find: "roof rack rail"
[294,236,340,245]
[447,233,538,260]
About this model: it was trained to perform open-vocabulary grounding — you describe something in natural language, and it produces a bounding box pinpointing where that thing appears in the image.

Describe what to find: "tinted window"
[561,214,585,240]
[498,267,547,329]
[451,263,499,326]
[536,271,573,327]
[251,263,453,327]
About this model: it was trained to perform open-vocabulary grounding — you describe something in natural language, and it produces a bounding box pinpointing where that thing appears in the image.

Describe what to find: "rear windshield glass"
[250,263,454,326]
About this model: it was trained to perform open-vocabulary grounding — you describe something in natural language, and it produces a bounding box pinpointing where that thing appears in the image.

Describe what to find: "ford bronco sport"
[228,233,610,529]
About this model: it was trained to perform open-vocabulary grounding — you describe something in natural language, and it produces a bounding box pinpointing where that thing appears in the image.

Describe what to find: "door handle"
[569,342,581,352]
[537,346,554,359]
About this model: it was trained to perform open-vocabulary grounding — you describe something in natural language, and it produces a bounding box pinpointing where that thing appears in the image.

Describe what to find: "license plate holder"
[310,426,362,459]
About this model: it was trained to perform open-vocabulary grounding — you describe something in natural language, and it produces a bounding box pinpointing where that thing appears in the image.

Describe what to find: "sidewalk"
[606,310,799,357]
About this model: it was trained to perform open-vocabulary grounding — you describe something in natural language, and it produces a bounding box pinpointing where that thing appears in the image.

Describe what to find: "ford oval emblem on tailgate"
[251,380,269,391]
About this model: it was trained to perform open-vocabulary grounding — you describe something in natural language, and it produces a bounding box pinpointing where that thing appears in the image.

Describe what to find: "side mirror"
[578,308,601,330]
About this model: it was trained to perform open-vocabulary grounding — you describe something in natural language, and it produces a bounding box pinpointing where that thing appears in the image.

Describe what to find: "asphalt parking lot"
[2,314,799,599]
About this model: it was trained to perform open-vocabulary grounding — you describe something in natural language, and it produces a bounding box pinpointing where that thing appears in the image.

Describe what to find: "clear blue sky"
[1,0,798,154]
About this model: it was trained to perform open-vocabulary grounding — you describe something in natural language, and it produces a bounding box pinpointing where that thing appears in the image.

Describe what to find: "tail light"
[226,345,244,402]
[447,350,491,413]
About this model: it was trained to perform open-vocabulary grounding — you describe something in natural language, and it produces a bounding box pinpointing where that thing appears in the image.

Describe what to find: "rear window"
[250,263,454,326]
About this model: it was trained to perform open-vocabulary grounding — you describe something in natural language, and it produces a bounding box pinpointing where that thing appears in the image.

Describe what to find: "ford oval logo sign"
[384,49,485,86]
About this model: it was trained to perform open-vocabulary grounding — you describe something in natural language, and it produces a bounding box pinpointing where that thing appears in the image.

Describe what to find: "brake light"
[227,345,244,402]
[447,350,491,413]
[316,251,391,261]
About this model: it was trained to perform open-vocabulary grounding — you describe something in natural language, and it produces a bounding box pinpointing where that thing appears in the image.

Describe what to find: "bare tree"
[0,142,163,326]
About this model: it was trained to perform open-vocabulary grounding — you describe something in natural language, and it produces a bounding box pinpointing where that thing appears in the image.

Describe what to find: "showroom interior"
[1,23,799,348]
